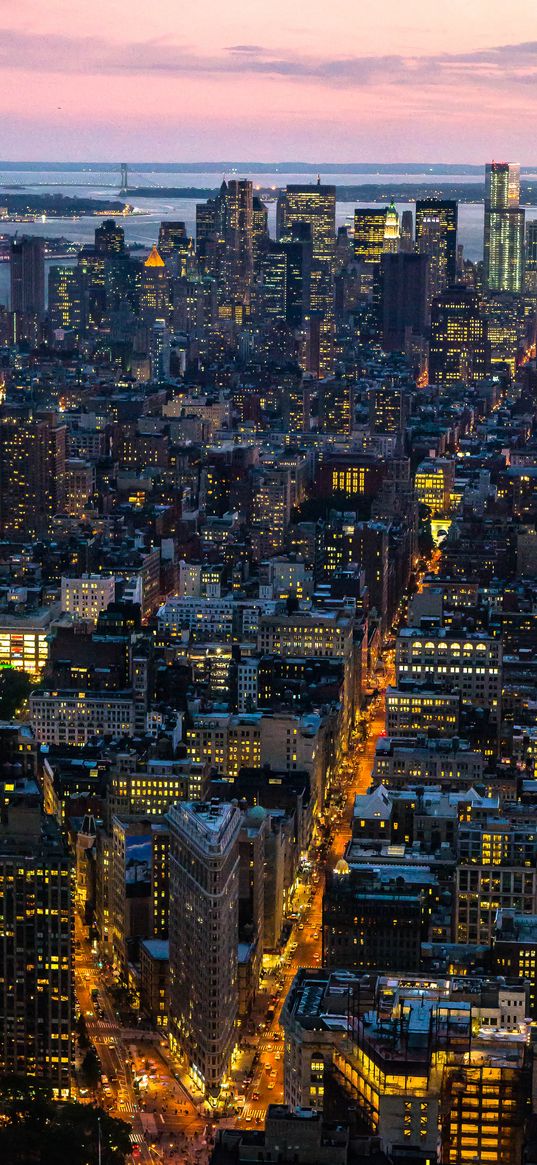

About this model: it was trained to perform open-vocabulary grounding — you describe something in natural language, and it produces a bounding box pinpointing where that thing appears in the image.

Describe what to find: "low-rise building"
[385,684,461,736]
[30,688,134,745]
[60,574,115,623]
[372,734,484,789]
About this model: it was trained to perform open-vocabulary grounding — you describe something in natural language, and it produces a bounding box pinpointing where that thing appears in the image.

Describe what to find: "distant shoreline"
[124,182,537,205]
[1,161,537,174]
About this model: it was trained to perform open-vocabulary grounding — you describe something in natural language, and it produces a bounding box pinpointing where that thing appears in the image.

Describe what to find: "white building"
[396,629,502,721]
[372,736,484,788]
[30,689,134,745]
[61,574,115,624]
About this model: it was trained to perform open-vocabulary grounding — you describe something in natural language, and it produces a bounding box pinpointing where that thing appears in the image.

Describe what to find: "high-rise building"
[525,219,537,294]
[10,236,45,318]
[380,252,429,351]
[140,244,169,326]
[196,179,254,306]
[383,201,400,253]
[167,800,241,1096]
[415,199,458,303]
[368,385,411,434]
[260,244,288,320]
[260,239,310,327]
[252,196,269,269]
[158,221,193,277]
[94,218,125,255]
[278,183,336,375]
[400,209,414,252]
[0,787,73,1093]
[226,179,254,300]
[429,284,490,384]
[484,162,525,292]
[0,408,67,538]
[49,265,86,335]
[353,208,387,266]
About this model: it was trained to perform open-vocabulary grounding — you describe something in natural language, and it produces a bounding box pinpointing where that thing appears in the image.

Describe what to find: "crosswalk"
[87,1019,118,1036]
[243,1107,265,1121]
[118,1099,137,1115]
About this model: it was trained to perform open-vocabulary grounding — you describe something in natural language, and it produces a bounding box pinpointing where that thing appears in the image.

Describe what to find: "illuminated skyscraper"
[416,199,458,303]
[260,238,310,327]
[383,201,400,253]
[429,285,490,385]
[0,789,73,1093]
[0,408,66,538]
[94,218,125,255]
[252,195,269,269]
[158,221,194,277]
[227,179,254,300]
[168,800,241,1097]
[278,182,336,374]
[400,209,414,252]
[354,208,387,266]
[140,244,169,325]
[525,219,537,294]
[10,236,45,318]
[49,265,86,336]
[484,162,525,293]
[195,179,253,306]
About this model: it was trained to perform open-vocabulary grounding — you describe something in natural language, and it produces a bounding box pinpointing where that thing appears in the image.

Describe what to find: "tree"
[81,1048,101,1087]
[0,1076,131,1164]
[0,668,32,720]
[75,1014,90,1050]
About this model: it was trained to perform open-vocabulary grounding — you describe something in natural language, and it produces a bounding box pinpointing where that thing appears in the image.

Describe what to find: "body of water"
[1,167,535,307]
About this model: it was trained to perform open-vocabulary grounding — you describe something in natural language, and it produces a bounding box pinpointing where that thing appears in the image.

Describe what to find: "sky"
[2,0,537,162]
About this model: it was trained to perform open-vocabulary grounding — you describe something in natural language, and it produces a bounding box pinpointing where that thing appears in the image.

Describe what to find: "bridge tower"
[120,163,128,194]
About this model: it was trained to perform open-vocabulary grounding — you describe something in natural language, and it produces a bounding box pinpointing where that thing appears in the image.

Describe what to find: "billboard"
[125,835,152,899]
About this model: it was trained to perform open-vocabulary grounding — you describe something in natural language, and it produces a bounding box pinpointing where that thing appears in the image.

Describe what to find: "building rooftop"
[144,244,165,268]
[167,799,241,852]
[141,939,169,961]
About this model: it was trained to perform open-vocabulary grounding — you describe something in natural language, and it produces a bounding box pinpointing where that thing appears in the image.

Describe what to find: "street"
[72,575,424,1163]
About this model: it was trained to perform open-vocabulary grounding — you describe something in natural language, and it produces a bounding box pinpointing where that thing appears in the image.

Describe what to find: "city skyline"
[2,0,537,160]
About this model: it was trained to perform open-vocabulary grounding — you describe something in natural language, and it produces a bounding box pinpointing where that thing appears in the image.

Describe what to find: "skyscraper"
[226,179,254,301]
[0,408,67,538]
[94,218,125,255]
[429,285,490,385]
[140,244,169,326]
[260,238,310,327]
[49,265,86,336]
[158,221,194,277]
[525,219,537,294]
[252,195,269,269]
[354,208,387,266]
[383,202,400,253]
[380,252,429,351]
[484,162,525,293]
[195,179,254,306]
[0,786,73,1093]
[400,209,414,252]
[167,800,241,1097]
[10,236,45,318]
[278,182,336,375]
[415,199,458,303]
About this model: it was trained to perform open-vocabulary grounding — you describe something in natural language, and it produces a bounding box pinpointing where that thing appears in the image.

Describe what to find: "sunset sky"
[2,0,537,161]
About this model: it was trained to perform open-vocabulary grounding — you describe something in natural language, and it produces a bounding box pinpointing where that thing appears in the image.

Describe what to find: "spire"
[145,244,165,268]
